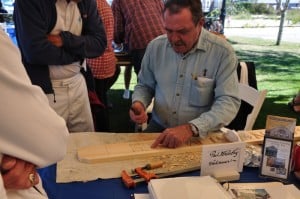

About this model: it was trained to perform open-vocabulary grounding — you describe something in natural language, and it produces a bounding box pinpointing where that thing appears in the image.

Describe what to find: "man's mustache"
[172,41,185,46]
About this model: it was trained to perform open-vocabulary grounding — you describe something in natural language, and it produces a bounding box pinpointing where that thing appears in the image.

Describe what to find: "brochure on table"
[223,181,300,199]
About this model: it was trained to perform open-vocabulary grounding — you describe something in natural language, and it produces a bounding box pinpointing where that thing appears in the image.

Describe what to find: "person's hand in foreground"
[129,101,148,125]
[1,155,39,189]
[151,124,193,148]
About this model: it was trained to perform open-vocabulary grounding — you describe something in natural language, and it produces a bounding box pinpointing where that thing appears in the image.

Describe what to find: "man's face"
[164,8,203,54]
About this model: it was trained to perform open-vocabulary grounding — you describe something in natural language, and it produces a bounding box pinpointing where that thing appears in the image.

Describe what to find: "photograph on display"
[259,115,295,181]
[260,137,292,181]
[230,188,271,199]
[223,181,299,199]
[265,115,296,140]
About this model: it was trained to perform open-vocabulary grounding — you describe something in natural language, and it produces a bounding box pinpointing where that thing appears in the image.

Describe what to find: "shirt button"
[180,74,183,78]
[173,111,177,114]
[176,93,180,96]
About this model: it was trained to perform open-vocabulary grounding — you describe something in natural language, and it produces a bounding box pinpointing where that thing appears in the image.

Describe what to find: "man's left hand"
[151,124,193,148]
[47,34,63,47]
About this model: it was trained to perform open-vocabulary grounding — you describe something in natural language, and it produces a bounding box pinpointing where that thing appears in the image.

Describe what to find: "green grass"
[108,67,137,132]
[108,89,135,132]
[108,37,300,132]
[227,37,300,128]
[111,67,137,90]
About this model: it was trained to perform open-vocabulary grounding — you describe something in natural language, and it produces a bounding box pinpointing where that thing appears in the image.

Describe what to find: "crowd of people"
[1,0,242,198]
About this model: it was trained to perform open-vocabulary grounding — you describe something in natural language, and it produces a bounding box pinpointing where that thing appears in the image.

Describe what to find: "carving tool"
[130,107,144,132]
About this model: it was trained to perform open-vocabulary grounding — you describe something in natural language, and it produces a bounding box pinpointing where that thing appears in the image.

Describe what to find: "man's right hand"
[129,101,148,124]
[1,155,39,189]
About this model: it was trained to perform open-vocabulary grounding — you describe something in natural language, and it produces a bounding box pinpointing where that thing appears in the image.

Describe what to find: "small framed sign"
[260,136,293,181]
[259,115,296,182]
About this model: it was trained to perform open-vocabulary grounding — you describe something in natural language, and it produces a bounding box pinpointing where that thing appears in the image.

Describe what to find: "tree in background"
[275,0,290,45]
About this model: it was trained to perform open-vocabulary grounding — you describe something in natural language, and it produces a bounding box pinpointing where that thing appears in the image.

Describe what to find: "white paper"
[134,193,150,199]
[148,176,231,199]
[284,184,300,199]
[201,142,245,176]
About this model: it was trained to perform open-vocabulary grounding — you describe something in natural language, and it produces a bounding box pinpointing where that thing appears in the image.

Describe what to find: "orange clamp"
[134,167,157,182]
[121,170,135,188]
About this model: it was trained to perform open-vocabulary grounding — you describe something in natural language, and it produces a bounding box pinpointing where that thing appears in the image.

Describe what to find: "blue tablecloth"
[38,165,299,199]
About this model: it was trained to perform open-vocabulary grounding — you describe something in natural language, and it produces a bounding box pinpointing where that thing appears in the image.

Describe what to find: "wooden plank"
[77,139,203,164]
[77,127,300,164]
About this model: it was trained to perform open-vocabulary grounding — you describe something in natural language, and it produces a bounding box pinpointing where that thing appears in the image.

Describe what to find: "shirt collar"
[194,28,209,52]
[182,28,208,57]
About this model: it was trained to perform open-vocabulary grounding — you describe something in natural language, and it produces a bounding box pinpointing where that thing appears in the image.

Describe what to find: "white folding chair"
[238,83,267,131]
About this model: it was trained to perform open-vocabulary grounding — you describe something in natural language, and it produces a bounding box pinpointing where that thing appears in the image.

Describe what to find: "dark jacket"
[13,0,107,93]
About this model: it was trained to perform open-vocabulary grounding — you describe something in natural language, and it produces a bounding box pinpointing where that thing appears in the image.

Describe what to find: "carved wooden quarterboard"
[77,139,203,164]
[77,127,300,164]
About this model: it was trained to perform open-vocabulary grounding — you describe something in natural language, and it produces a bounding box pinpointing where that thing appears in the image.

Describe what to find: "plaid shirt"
[111,0,165,50]
[87,0,116,79]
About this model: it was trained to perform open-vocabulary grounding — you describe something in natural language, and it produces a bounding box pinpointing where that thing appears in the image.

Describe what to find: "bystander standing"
[13,0,107,132]
[111,0,165,99]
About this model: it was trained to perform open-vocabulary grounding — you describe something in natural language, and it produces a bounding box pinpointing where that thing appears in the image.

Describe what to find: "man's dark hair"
[163,0,203,25]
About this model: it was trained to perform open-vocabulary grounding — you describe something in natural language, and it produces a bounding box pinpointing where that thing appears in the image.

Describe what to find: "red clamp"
[134,167,157,182]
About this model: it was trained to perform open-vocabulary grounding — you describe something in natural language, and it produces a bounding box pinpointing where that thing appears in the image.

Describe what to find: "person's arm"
[0,30,69,168]
[13,0,78,65]
[60,0,107,59]
[131,44,156,107]
[111,0,125,44]
[14,0,106,65]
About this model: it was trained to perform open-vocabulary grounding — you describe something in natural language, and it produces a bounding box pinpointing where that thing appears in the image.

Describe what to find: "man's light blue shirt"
[132,29,241,138]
